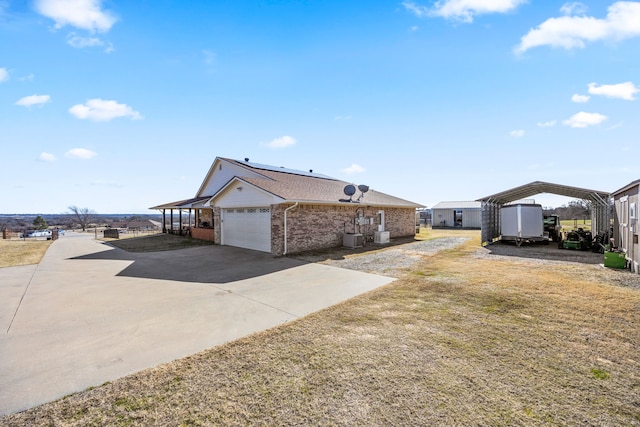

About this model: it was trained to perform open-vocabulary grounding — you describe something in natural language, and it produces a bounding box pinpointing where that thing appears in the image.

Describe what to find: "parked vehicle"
[543,214,562,242]
[500,204,548,245]
[21,229,52,238]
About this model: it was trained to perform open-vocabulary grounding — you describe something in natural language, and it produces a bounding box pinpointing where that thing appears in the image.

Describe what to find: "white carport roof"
[477,181,609,205]
[476,181,611,245]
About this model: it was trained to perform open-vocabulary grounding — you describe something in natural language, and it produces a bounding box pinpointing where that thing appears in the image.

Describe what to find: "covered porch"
[150,196,215,241]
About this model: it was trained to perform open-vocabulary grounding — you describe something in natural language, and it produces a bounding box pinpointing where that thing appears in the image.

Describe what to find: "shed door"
[222,207,271,252]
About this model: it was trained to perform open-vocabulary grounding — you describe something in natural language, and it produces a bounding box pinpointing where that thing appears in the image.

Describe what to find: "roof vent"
[244,158,249,162]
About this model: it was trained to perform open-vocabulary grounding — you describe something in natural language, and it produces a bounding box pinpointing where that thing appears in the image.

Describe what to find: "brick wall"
[190,227,215,241]
[272,204,416,256]
[213,207,221,245]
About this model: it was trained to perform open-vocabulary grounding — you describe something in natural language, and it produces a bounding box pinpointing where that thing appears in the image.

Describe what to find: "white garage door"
[222,207,271,252]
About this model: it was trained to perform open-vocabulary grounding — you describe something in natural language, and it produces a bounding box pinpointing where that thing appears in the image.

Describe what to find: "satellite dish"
[358,185,369,193]
[343,185,356,197]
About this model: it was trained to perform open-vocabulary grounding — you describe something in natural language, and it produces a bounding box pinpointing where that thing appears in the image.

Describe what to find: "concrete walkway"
[0,233,394,416]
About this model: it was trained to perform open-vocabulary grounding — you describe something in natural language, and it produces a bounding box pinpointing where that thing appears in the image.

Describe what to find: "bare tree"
[68,206,96,231]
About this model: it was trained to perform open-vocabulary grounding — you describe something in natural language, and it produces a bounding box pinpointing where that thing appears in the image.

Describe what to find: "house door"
[221,207,271,252]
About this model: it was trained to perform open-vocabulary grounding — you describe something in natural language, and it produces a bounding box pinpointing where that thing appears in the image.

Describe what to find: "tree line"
[543,200,591,220]
[0,206,161,232]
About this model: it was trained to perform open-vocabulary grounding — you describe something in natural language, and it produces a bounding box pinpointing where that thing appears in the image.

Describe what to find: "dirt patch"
[479,241,604,264]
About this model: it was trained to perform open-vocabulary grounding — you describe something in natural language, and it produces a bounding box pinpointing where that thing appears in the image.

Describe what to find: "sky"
[1,0,639,214]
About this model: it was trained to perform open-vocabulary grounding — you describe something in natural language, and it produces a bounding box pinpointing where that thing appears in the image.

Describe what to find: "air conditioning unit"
[343,233,364,248]
[374,231,390,244]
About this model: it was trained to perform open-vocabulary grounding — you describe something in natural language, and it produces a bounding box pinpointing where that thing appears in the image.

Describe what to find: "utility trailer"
[500,203,548,245]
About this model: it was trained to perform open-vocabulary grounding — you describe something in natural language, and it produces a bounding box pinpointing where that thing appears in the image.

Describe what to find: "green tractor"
[559,228,592,251]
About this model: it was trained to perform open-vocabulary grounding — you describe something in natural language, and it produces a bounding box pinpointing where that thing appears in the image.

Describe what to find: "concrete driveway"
[0,232,394,416]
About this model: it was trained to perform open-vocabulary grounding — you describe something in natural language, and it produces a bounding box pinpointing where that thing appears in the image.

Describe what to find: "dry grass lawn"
[2,232,639,426]
[0,239,52,268]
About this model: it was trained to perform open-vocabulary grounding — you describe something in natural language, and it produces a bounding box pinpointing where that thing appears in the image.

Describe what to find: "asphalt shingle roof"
[223,158,422,208]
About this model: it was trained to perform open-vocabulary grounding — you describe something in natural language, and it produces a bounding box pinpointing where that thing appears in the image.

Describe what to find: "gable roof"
[154,157,423,209]
[212,158,422,208]
[612,179,640,196]
[432,201,481,209]
[212,173,421,207]
[223,158,335,180]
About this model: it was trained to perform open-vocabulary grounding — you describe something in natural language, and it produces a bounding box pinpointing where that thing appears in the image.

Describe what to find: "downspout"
[283,202,299,256]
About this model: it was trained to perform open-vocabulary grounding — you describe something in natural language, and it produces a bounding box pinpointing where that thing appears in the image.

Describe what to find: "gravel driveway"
[295,236,640,291]
[301,237,470,278]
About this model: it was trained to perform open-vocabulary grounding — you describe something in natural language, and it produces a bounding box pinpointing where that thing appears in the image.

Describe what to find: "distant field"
[561,219,591,230]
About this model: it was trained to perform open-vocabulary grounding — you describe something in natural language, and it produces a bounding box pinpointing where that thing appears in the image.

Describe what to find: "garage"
[477,181,611,246]
[222,207,271,252]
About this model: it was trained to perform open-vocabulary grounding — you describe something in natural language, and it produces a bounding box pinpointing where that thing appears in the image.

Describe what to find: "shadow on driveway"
[71,244,307,284]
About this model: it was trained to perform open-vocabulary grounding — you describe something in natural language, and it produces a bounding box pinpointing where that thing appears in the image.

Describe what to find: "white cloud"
[0,67,8,82]
[65,148,97,159]
[537,120,557,127]
[403,0,527,23]
[263,135,296,149]
[510,129,525,137]
[15,94,51,107]
[571,94,590,103]
[34,0,117,32]
[342,163,365,174]
[19,73,35,82]
[560,2,588,16]
[515,1,640,53]
[39,152,57,162]
[334,115,352,121]
[66,32,104,48]
[562,111,607,128]
[69,99,142,121]
[402,1,429,18]
[588,81,639,100]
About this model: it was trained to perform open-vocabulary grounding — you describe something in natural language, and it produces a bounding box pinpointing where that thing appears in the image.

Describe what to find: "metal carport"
[477,181,611,246]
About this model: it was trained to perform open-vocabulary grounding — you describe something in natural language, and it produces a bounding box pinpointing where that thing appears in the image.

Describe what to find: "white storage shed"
[431,201,482,229]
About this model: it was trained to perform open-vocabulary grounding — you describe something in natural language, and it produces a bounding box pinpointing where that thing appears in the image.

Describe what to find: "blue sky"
[1,0,639,214]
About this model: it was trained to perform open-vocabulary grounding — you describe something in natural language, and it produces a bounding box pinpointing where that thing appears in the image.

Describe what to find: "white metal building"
[431,201,482,229]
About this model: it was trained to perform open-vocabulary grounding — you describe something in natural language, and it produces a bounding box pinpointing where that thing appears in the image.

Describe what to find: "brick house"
[151,157,423,255]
